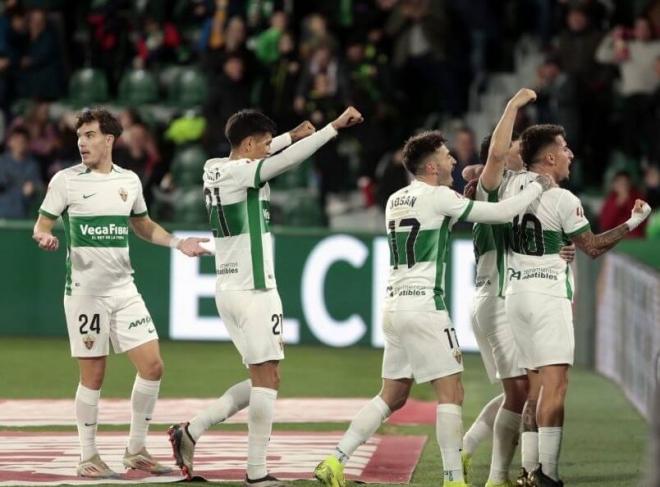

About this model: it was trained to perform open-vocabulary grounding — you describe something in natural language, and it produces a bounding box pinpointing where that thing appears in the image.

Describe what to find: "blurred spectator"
[114,108,161,182]
[201,16,257,82]
[253,10,287,66]
[0,2,23,119]
[197,0,245,53]
[597,17,660,158]
[450,127,479,194]
[87,0,133,92]
[16,8,65,100]
[599,170,646,237]
[375,148,409,209]
[260,31,300,130]
[555,4,609,183]
[8,100,59,177]
[535,57,580,146]
[294,43,349,119]
[132,16,183,68]
[0,125,42,219]
[204,55,251,155]
[298,13,332,61]
[644,164,660,209]
[47,112,78,177]
[385,0,453,121]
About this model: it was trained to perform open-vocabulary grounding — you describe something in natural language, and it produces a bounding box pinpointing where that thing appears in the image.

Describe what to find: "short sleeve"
[131,177,148,217]
[230,159,264,189]
[435,186,474,220]
[39,171,68,219]
[557,191,591,237]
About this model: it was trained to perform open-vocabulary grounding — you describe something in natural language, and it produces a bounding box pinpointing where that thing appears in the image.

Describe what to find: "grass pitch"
[0,337,648,486]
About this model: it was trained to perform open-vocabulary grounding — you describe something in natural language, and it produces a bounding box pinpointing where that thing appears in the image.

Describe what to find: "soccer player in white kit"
[32,108,209,478]
[502,124,651,486]
[460,90,576,487]
[167,106,364,486]
[313,130,556,487]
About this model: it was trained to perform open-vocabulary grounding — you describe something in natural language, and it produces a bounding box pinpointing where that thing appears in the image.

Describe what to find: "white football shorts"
[215,288,285,365]
[506,293,575,369]
[64,293,158,357]
[472,295,526,383]
[381,308,464,384]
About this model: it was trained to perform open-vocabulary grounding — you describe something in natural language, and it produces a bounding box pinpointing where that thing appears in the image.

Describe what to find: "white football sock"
[538,426,562,481]
[127,375,160,454]
[462,393,502,456]
[188,379,251,441]
[437,403,464,482]
[247,387,277,480]
[75,383,100,461]
[488,407,521,483]
[521,431,539,472]
[335,396,391,464]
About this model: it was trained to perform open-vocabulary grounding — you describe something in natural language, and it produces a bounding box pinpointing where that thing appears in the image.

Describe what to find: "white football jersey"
[203,156,275,291]
[39,164,147,296]
[384,180,474,311]
[502,172,590,299]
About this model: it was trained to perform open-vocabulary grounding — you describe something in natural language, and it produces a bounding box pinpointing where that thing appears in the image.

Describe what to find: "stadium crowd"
[0,0,659,236]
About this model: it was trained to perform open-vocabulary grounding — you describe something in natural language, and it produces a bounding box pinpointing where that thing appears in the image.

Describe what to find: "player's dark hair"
[225,109,277,147]
[479,131,520,164]
[401,130,446,175]
[76,108,123,139]
[520,124,566,167]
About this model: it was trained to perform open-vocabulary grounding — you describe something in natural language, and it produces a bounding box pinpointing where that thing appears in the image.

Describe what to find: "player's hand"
[632,199,652,218]
[289,120,316,142]
[462,164,484,182]
[534,174,556,191]
[463,178,478,200]
[33,231,59,251]
[331,106,364,130]
[509,88,537,108]
[178,237,213,257]
[559,243,576,263]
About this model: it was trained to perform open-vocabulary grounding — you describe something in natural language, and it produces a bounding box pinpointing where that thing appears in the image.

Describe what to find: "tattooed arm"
[572,199,651,259]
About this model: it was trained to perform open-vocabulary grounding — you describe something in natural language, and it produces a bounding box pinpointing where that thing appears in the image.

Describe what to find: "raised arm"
[572,199,651,258]
[269,120,316,154]
[258,106,363,183]
[463,175,554,224]
[481,88,536,191]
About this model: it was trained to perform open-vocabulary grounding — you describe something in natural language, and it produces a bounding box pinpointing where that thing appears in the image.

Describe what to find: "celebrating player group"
[33,88,650,487]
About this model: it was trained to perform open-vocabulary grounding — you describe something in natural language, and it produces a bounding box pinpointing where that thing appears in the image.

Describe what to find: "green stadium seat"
[118,69,159,105]
[174,186,207,223]
[168,68,207,108]
[170,144,207,189]
[68,68,108,106]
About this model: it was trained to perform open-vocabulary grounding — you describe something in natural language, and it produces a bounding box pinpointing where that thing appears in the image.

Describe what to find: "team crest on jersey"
[453,349,463,364]
[82,335,95,350]
[119,187,128,201]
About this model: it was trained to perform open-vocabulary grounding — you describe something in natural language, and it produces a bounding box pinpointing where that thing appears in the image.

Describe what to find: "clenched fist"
[289,120,316,142]
[509,88,537,109]
[33,231,59,251]
[331,106,364,130]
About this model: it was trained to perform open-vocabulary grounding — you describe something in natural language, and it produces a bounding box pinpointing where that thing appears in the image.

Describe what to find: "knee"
[142,358,164,380]
[437,382,464,405]
[81,375,104,390]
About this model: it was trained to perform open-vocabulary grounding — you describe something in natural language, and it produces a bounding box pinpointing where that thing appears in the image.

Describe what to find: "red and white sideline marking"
[0,398,435,426]
[0,431,426,485]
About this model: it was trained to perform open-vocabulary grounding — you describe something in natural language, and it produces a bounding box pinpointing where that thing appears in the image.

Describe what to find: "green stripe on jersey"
[433,219,452,310]
[39,208,59,220]
[69,215,129,248]
[212,200,271,238]
[458,200,474,221]
[473,224,496,257]
[566,223,590,238]
[246,188,266,289]
[62,210,72,295]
